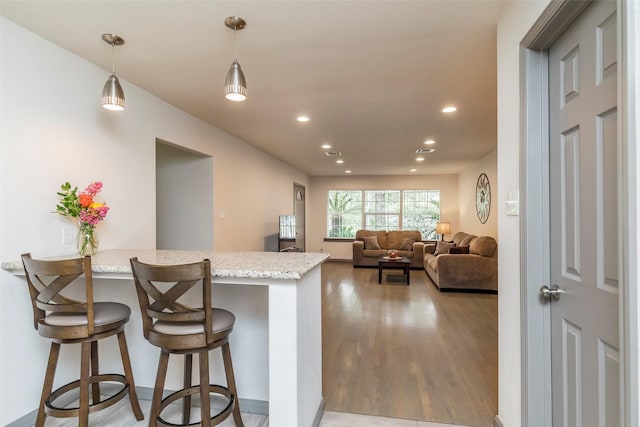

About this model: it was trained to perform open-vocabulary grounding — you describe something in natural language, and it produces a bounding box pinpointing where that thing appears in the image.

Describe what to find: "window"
[402,190,440,239]
[327,190,362,238]
[364,190,400,230]
[326,189,440,239]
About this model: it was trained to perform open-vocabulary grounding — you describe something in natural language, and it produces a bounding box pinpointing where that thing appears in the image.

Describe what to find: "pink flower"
[97,205,109,218]
[84,182,103,196]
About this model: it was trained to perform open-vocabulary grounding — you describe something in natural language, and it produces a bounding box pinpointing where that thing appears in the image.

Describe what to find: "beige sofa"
[353,229,424,269]
[423,231,498,292]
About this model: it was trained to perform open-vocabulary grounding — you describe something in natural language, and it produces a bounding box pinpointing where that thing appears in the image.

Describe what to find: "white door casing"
[548,2,618,425]
[294,183,305,252]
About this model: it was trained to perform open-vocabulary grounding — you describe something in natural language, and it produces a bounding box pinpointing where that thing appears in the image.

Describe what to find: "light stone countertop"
[2,249,330,280]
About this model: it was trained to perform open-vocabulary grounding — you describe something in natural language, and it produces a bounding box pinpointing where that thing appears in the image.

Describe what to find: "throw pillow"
[363,235,380,250]
[449,245,470,254]
[433,241,455,256]
[399,237,415,251]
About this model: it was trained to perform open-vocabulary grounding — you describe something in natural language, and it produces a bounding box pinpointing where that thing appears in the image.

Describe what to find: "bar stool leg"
[150,350,170,427]
[117,331,144,420]
[199,351,211,427]
[36,342,61,427]
[79,342,91,427]
[182,354,193,425]
[222,342,244,427]
[90,341,101,405]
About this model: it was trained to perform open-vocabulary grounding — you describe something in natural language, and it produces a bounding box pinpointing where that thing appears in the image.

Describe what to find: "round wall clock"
[476,173,491,224]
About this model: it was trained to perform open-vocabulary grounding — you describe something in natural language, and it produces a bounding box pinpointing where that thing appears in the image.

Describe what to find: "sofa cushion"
[451,232,465,246]
[451,231,478,246]
[387,230,422,250]
[399,237,415,251]
[452,232,469,246]
[460,234,477,246]
[426,255,439,271]
[363,235,380,250]
[362,249,389,257]
[449,245,470,254]
[469,236,497,257]
[356,230,388,249]
[434,241,455,255]
[396,250,415,258]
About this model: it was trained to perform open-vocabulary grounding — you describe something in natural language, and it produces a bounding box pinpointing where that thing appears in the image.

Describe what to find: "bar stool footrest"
[157,384,235,427]
[45,373,130,418]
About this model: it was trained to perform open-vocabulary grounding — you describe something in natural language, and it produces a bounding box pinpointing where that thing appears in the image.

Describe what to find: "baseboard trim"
[494,414,505,427]
[312,398,326,427]
[6,385,269,427]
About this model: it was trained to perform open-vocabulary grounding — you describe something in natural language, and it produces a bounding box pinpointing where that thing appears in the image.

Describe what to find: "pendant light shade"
[224,17,247,102]
[102,74,125,110]
[101,34,125,111]
[225,61,247,101]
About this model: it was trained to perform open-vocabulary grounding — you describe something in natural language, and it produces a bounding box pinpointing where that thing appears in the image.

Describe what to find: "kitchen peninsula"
[2,249,329,427]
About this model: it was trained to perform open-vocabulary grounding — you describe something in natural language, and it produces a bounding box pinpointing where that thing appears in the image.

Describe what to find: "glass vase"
[77,226,98,256]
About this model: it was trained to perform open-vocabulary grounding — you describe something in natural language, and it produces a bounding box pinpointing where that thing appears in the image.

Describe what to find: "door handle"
[540,284,565,301]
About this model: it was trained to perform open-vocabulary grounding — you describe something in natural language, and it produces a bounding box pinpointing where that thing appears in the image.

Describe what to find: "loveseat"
[423,231,498,292]
[353,230,424,269]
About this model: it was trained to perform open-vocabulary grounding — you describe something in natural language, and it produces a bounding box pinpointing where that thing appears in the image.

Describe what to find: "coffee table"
[377,256,411,285]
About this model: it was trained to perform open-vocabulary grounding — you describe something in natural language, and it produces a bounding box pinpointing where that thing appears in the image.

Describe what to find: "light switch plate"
[506,192,519,216]
[62,225,75,245]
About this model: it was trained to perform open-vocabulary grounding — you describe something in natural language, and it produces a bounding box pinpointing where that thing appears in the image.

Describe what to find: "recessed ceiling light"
[441,106,457,113]
[321,144,332,149]
[336,159,344,164]
[410,169,417,172]
[416,157,425,162]
[424,139,436,145]
[297,115,310,122]
[345,170,352,174]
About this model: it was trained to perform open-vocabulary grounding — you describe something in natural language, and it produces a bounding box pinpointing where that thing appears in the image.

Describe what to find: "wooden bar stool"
[129,257,244,427]
[21,253,144,427]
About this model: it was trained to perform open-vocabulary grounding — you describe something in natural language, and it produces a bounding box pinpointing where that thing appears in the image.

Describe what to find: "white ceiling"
[1,0,505,176]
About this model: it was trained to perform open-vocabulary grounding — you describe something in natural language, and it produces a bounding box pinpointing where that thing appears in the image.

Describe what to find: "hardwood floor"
[321,261,498,427]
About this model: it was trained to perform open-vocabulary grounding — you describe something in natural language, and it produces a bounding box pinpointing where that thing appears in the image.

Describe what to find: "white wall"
[0,18,307,424]
[496,2,550,426]
[308,174,459,259]
[458,149,498,237]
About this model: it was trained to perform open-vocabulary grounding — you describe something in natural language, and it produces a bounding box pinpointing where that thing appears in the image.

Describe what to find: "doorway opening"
[155,139,213,250]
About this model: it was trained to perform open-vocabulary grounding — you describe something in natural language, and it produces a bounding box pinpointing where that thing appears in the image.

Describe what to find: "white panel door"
[548,1,619,426]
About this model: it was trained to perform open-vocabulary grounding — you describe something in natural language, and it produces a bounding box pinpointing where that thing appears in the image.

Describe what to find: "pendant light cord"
[234,29,238,62]
[111,43,116,74]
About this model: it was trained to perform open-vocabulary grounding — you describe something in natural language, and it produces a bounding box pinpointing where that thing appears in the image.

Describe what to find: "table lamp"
[436,222,451,241]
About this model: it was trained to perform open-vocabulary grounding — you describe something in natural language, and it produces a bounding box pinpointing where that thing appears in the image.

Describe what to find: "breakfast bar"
[2,249,329,427]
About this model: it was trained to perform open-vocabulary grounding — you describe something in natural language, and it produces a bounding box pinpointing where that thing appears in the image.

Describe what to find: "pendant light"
[101,34,125,111]
[224,17,247,101]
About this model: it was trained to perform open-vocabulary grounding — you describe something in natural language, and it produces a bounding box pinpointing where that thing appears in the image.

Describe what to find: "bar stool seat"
[44,301,130,326]
[21,253,144,427]
[130,257,244,427]
[152,308,234,336]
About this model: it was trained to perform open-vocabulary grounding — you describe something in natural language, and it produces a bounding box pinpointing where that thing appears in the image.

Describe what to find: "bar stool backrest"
[21,253,95,337]
[129,257,213,349]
